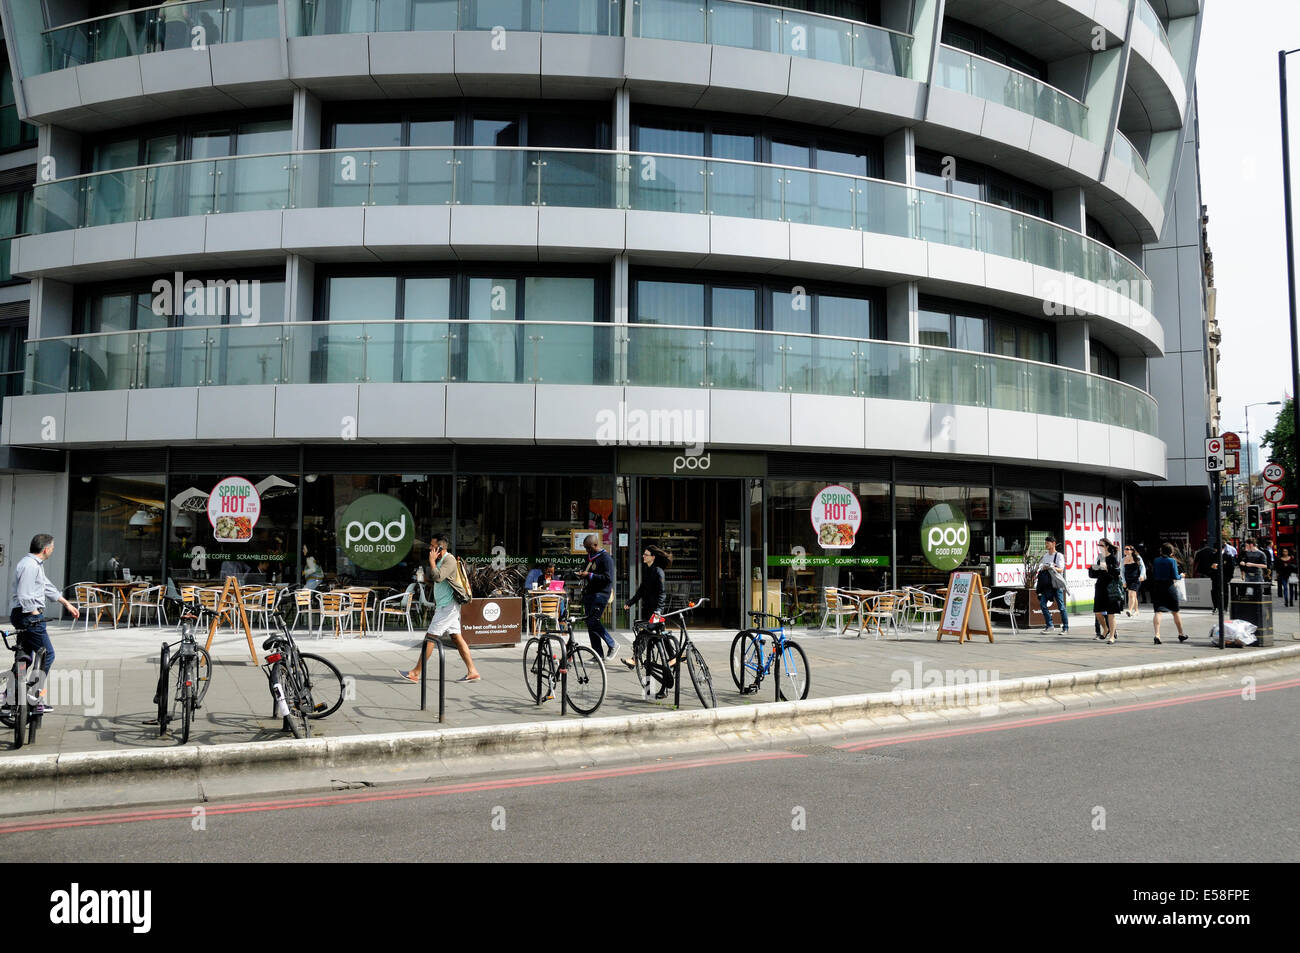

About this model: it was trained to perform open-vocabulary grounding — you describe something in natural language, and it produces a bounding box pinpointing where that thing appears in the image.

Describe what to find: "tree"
[1260,399,1297,503]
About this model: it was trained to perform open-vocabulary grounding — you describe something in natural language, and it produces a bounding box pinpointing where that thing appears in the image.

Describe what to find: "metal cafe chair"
[73,583,117,631]
[376,584,419,634]
[126,584,167,627]
[820,587,863,636]
[317,590,353,639]
[861,593,900,640]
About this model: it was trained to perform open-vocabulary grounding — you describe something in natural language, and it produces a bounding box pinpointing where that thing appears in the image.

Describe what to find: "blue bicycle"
[729,612,810,701]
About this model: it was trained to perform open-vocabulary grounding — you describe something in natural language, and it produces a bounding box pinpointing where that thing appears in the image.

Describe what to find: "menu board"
[207,476,261,543]
[811,484,862,549]
[937,571,993,643]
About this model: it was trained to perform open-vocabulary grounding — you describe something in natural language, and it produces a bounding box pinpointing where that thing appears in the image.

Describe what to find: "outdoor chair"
[820,587,864,635]
[989,590,1020,635]
[74,583,117,631]
[126,585,166,627]
[376,584,419,634]
[292,588,320,634]
[241,586,276,636]
[862,594,900,639]
[528,593,563,635]
[317,591,353,639]
[906,588,944,634]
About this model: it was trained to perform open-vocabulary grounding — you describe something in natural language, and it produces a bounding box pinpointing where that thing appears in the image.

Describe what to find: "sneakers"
[1042,625,1054,633]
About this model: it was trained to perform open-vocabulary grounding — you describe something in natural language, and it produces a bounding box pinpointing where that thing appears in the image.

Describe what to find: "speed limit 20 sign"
[1205,437,1225,472]
[1263,461,1286,485]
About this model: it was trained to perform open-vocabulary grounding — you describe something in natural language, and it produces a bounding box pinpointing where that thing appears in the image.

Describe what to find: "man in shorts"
[399,533,480,683]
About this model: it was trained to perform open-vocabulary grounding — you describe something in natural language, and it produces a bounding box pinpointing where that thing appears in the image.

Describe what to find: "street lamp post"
[1281,50,1300,511]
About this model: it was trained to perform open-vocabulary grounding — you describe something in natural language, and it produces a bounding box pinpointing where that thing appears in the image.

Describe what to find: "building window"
[0,319,25,398]
[1090,341,1120,380]
[0,44,37,152]
[0,182,34,283]
[919,297,1055,364]
[916,149,1052,220]
[941,18,1046,80]
[1086,215,1118,250]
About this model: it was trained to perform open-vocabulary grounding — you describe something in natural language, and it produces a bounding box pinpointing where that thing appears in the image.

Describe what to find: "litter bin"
[1228,581,1273,646]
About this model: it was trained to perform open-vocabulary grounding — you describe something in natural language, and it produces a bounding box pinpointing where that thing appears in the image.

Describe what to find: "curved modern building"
[0,0,1207,626]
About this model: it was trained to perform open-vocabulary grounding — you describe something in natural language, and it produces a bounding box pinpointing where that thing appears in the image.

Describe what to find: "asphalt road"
[4,671,1296,863]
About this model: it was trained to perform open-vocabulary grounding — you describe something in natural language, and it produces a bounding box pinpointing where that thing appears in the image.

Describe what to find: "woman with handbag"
[1089,538,1123,643]
[1148,542,1188,644]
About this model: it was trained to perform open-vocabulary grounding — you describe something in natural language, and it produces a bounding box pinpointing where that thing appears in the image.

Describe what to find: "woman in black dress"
[1090,538,1123,643]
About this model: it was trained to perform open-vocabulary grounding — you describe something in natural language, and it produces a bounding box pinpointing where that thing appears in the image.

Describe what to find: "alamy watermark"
[594,401,709,472]
[151,272,261,325]
[889,661,1000,715]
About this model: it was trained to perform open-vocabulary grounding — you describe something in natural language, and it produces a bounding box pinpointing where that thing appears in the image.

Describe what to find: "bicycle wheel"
[193,645,212,706]
[684,641,716,709]
[635,636,670,700]
[178,657,193,744]
[271,662,310,739]
[0,667,16,729]
[563,644,607,715]
[776,640,810,701]
[297,653,344,719]
[522,637,554,703]
[155,642,171,736]
[730,632,764,694]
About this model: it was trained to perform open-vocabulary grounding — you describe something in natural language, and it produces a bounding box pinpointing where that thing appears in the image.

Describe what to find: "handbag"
[1172,577,1187,602]
[1106,578,1125,606]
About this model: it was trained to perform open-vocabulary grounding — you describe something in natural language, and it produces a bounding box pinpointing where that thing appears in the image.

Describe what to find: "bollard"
[419,634,445,723]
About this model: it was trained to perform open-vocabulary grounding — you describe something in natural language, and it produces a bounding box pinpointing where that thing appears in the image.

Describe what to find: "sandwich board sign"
[936,571,994,643]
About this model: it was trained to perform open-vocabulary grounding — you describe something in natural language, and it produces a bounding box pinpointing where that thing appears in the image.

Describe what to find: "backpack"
[447,556,473,605]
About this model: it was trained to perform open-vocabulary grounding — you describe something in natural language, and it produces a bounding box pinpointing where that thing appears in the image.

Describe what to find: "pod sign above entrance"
[811,484,861,549]
[922,503,970,571]
[340,494,415,571]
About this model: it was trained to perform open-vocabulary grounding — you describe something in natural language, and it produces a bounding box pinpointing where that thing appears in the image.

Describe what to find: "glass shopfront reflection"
[167,473,301,586]
[895,484,992,588]
[69,474,167,586]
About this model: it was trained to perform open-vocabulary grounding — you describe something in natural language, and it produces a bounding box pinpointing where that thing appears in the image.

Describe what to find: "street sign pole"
[1214,473,1225,651]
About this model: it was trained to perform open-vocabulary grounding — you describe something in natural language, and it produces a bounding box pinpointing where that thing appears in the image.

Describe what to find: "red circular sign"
[1207,438,1222,454]
[1264,484,1285,505]
[1263,462,1286,485]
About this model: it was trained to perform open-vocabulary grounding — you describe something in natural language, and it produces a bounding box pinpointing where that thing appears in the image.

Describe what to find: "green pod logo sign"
[340,494,415,571]
[921,503,969,571]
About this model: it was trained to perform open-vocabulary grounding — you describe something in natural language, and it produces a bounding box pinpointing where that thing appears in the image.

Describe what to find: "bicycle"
[521,612,607,716]
[630,598,716,709]
[265,587,345,721]
[0,629,46,749]
[154,600,215,743]
[729,611,810,701]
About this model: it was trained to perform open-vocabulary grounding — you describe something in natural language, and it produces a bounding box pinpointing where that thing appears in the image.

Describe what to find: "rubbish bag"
[1209,619,1258,647]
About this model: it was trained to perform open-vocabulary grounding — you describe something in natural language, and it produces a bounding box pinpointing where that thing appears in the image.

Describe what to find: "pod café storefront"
[65,447,1128,630]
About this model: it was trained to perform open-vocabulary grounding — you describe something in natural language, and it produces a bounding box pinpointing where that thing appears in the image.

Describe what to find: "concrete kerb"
[3,646,1297,796]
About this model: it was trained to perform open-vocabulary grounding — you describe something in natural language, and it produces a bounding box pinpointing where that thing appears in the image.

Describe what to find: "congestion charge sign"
[810,485,862,549]
[208,476,260,543]
[339,494,415,571]
[921,503,970,571]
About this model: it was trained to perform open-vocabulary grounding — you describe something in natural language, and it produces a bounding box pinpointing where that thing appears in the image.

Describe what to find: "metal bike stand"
[419,634,445,723]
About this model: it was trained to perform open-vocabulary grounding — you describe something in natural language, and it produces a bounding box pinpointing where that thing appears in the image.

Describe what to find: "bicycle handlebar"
[747,610,793,627]
[657,597,707,621]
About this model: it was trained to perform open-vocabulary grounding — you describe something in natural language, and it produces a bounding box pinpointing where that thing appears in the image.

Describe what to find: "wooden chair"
[528,593,563,635]
[820,587,863,635]
[196,587,234,632]
[862,594,900,639]
[74,584,117,630]
[906,588,944,634]
[317,591,353,639]
[241,586,275,635]
[292,588,320,634]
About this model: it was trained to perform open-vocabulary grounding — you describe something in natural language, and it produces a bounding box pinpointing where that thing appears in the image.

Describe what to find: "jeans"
[1036,588,1069,630]
[9,609,53,674]
[584,592,614,656]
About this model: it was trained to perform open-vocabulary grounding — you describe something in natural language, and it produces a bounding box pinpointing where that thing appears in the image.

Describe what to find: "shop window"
[993,489,1063,588]
[70,475,169,587]
[895,484,992,589]
[765,479,892,616]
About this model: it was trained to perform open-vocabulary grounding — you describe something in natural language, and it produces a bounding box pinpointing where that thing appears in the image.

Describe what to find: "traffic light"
[1247,505,1261,532]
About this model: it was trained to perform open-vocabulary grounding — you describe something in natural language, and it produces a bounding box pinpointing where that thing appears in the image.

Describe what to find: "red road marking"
[834,676,1300,752]
[0,750,804,835]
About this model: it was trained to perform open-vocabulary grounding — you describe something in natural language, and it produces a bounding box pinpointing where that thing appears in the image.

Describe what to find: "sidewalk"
[14,604,1298,758]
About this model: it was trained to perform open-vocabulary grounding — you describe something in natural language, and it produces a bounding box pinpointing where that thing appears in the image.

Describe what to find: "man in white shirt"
[9,534,80,709]
[1034,535,1069,633]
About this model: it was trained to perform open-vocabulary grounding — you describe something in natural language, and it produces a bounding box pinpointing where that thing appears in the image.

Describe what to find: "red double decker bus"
[1263,504,1297,555]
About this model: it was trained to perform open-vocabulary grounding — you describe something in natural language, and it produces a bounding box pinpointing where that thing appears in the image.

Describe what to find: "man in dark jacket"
[576,533,616,658]
[1194,542,1222,614]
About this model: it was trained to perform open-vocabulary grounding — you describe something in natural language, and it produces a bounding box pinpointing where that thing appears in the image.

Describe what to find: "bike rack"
[418,634,445,723]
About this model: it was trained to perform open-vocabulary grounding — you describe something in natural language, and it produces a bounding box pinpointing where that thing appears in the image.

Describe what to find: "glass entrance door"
[632,477,744,628]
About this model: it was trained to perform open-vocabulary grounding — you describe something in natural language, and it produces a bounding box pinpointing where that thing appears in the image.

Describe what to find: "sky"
[1196,0,1300,455]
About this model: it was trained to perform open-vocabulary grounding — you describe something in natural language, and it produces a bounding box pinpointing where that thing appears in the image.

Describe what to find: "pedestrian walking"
[620,545,670,671]
[398,533,480,683]
[1277,548,1297,607]
[1238,540,1268,583]
[1148,542,1187,644]
[575,535,617,659]
[1089,538,1122,643]
[9,534,81,712]
[1034,536,1069,633]
[1193,541,1223,614]
[1122,544,1145,617]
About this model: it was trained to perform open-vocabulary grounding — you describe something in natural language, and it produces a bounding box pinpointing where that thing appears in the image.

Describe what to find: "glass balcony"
[1111,131,1150,184]
[29,146,1152,313]
[294,0,624,36]
[23,320,1159,437]
[934,44,1088,138]
[1136,0,1174,58]
[629,0,912,76]
[40,0,281,73]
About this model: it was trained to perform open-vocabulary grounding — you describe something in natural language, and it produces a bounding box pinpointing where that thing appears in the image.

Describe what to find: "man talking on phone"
[576,533,617,659]
[399,533,480,683]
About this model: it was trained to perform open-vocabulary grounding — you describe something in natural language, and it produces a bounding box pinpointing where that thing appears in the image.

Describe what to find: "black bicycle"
[266,587,345,721]
[154,601,215,743]
[729,611,810,701]
[0,629,45,749]
[521,612,607,716]
[630,599,715,709]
